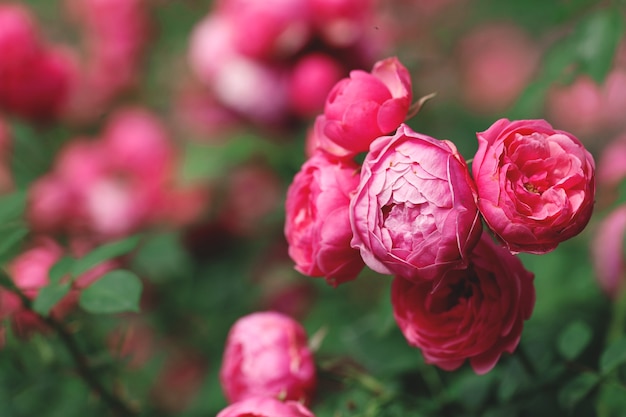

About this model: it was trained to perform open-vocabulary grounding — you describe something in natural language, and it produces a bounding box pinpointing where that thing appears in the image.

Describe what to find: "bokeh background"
[1,0,625,416]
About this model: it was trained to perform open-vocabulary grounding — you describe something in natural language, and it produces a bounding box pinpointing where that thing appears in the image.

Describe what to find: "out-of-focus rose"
[392,232,536,374]
[320,57,412,157]
[0,117,13,193]
[591,205,626,297]
[216,397,315,417]
[597,134,626,189]
[472,118,596,254]
[289,53,345,118]
[350,124,482,282]
[285,152,364,286]
[220,311,316,404]
[310,0,375,47]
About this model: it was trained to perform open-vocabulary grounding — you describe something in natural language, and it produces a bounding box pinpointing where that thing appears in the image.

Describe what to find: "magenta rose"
[392,232,536,374]
[472,118,595,254]
[217,397,315,417]
[219,311,316,404]
[319,56,412,157]
[350,124,482,282]
[285,152,364,286]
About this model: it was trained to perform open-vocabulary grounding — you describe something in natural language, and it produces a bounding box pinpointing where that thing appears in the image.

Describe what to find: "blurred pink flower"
[392,232,535,374]
[591,205,626,297]
[285,152,364,286]
[457,22,539,114]
[217,396,315,417]
[320,56,412,157]
[310,0,375,47]
[220,311,316,404]
[472,118,596,254]
[597,133,626,188]
[350,124,481,282]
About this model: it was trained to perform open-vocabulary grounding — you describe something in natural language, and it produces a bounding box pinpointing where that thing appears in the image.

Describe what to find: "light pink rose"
[350,124,482,282]
[320,56,412,157]
[597,133,626,189]
[220,311,316,404]
[285,152,364,286]
[472,118,596,254]
[392,232,536,374]
[591,205,626,297]
[217,397,315,417]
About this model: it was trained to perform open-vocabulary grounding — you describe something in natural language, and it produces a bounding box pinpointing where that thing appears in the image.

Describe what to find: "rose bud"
[217,397,315,417]
[591,205,626,297]
[392,232,536,374]
[320,56,412,157]
[472,118,596,254]
[285,152,364,286]
[220,311,316,404]
[350,124,482,282]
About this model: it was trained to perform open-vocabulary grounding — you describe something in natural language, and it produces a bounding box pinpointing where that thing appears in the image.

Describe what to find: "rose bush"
[219,311,316,404]
[317,56,412,157]
[472,118,596,254]
[285,152,364,286]
[391,232,536,374]
[216,397,315,417]
[350,124,482,282]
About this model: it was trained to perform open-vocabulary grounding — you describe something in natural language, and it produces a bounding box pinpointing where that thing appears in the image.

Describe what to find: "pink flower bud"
[220,312,316,404]
[320,57,412,157]
[591,205,626,297]
[472,118,596,254]
[350,124,482,282]
[285,152,364,286]
[392,232,535,374]
[217,397,315,417]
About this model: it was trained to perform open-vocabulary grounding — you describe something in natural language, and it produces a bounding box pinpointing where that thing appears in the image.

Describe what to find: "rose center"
[382,202,436,251]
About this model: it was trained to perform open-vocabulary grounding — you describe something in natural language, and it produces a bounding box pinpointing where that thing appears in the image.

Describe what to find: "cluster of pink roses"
[285,56,596,373]
[216,311,317,417]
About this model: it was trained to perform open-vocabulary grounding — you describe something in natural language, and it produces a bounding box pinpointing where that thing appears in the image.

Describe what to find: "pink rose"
[289,53,344,118]
[591,205,626,297]
[217,397,315,417]
[219,311,316,404]
[392,232,536,374]
[285,152,364,286]
[472,118,596,254]
[350,124,482,282]
[320,57,412,157]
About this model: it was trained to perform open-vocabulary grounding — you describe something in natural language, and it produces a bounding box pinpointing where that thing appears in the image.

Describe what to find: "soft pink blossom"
[320,56,412,157]
[392,232,536,374]
[285,152,364,286]
[591,205,626,297]
[217,397,315,417]
[472,118,596,254]
[220,311,316,404]
[350,124,482,282]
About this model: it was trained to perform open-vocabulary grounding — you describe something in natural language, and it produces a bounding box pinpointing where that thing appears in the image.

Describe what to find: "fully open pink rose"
[220,311,316,405]
[392,232,535,374]
[285,152,364,286]
[472,118,595,254]
[217,397,315,417]
[320,56,412,157]
[350,124,482,282]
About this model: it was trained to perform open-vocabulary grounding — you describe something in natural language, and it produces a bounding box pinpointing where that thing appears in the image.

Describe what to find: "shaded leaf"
[558,372,600,409]
[32,282,71,317]
[71,235,141,278]
[558,320,593,360]
[600,336,626,374]
[48,257,75,284]
[79,270,142,314]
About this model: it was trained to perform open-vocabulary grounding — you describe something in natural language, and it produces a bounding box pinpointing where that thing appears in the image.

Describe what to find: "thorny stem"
[0,272,138,417]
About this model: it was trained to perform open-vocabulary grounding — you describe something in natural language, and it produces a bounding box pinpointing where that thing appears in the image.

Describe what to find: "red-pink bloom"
[217,397,315,417]
[350,124,482,282]
[392,232,536,374]
[472,118,596,254]
[591,205,626,297]
[0,4,75,121]
[310,0,375,47]
[320,56,412,157]
[220,311,316,404]
[285,152,364,286]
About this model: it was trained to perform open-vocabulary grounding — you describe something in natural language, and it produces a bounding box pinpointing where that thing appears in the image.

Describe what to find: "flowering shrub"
[0,1,624,417]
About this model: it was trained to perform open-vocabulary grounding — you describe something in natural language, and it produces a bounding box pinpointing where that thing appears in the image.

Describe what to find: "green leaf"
[78,270,142,314]
[573,9,624,84]
[48,256,75,284]
[600,336,626,374]
[0,223,29,263]
[70,235,141,278]
[32,282,71,316]
[0,191,27,225]
[557,320,593,360]
[130,232,192,283]
[558,372,600,409]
